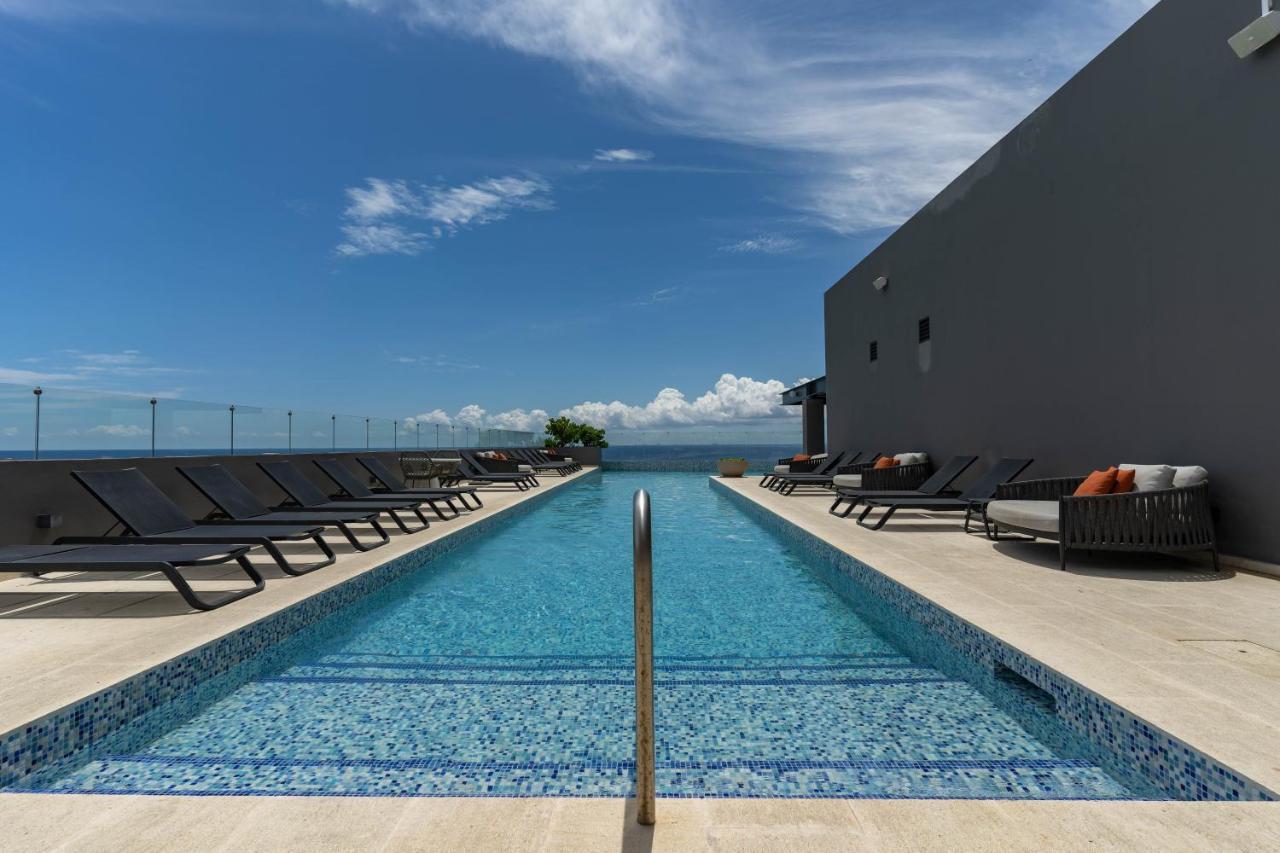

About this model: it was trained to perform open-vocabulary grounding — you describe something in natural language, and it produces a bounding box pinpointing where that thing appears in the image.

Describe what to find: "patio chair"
[855,458,1034,531]
[64,468,334,576]
[0,543,264,611]
[177,463,391,552]
[985,466,1217,571]
[257,460,432,533]
[760,452,827,489]
[312,458,461,521]
[828,455,979,517]
[356,456,483,510]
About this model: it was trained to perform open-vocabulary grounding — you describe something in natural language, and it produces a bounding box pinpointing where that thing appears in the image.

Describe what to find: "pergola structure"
[780,376,826,456]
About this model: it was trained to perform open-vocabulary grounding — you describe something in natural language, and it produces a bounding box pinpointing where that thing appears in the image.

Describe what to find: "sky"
[0,0,1154,442]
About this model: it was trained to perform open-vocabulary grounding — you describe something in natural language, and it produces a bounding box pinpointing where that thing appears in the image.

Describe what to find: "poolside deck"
[713,477,1280,800]
[2,468,1280,850]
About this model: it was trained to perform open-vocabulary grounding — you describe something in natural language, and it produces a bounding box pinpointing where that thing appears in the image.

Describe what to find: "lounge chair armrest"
[996,476,1085,501]
[861,461,932,490]
[788,458,822,473]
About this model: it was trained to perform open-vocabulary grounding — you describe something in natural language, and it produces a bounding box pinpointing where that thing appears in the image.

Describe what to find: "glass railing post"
[287,411,293,452]
[331,415,336,451]
[150,398,157,457]
[32,387,42,460]
[229,405,236,455]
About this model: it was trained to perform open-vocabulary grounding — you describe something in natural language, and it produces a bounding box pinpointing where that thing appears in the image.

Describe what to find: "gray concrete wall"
[824,0,1280,562]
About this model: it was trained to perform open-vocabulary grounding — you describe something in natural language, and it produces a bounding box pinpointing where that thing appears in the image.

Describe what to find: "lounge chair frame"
[856,458,1034,531]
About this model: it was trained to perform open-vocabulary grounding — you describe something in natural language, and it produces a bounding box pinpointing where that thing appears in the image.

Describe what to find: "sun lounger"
[855,458,1034,530]
[312,458,461,521]
[828,456,978,517]
[772,451,871,494]
[454,451,539,490]
[356,456,483,510]
[0,543,264,611]
[257,460,432,533]
[64,468,334,576]
[177,463,391,552]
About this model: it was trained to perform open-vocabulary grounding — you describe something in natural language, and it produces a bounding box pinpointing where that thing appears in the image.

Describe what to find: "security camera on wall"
[872,275,889,292]
[1230,2,1280,59]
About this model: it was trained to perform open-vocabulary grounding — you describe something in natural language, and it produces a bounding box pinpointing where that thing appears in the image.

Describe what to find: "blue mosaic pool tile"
[710,477,1275,802]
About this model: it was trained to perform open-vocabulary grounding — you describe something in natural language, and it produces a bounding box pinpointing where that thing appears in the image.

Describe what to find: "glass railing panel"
[333,414,364,452]
[155,396,233,455]
[0,383,34,460]
[289,410,333,453]
[229,404,291,454]
[367,418,395,450]
[35,386,154,459]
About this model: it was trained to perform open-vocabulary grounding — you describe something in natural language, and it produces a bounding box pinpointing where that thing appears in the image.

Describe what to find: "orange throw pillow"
[874,457,899,469]
[493,452,507,461]
[792,454,810,462]
[1113,468,1135,494]
[1074,467,1118,496]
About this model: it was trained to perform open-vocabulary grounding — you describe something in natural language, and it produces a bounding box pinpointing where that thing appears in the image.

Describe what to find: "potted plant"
[716,457,749,477]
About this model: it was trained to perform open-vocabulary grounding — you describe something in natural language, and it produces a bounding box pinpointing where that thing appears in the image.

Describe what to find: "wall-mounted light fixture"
[1230,0,1279,59]
[872,275,889,292]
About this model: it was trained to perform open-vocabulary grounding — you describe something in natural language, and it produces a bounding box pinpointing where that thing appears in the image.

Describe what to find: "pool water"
[13,473,1156,798]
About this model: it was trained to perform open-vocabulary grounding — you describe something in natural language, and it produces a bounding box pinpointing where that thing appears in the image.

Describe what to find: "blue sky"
[0,0,1152,440]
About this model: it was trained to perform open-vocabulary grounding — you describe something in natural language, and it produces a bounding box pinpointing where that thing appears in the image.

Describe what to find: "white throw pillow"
[1119,464,1176,492]
[894,452,928,466]
[1172,466,1209,487]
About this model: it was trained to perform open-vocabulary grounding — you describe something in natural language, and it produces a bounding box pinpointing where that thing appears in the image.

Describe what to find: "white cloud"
[486,407,549,432]
[632,286,678,306]
[720,235,799,254]
[336,223,428,257]
[593,148,654,163]
[88,424,148,438]
[559,373,799,430]
[402,404,549,434]
[336,174,552,256]
[1,426,18,437]
[1,350,182,388]
[336,0,1157,232]
[0,366,83,385]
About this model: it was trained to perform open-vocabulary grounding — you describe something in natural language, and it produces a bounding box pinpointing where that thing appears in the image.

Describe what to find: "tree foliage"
[543,416,609,448]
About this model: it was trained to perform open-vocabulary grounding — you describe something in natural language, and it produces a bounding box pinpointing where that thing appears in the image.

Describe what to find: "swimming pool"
[10,472,1162,799]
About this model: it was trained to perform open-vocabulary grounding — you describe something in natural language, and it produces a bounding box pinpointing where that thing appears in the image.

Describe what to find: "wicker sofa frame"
[989,476,1218,571]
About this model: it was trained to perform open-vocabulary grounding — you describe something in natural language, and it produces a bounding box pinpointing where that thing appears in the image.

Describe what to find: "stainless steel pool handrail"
[632,488,656,825]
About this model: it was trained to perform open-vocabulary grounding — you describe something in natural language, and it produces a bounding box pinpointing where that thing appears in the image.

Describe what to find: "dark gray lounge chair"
[511,448,574,475]
[312,458,461,521]
[177,464,391,552]
[828,455,979,517]
[454,452,538,490]
[773,451,873,494]
[64,468,334,576]
[356,456,483,510]
[529,448,581,471]
[0,543,264,611]
[856,458,1034,531]
[760,451,851,490]
[257,460,431,533]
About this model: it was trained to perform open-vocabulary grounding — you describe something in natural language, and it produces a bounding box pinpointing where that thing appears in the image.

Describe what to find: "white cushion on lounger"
[894,452,928,466]
[987,500,1059,534]
[562,457,573,463]
[774,464,792,474]
[1118,464,1176,492]
[832,474,863,488]
[518,464,533,473]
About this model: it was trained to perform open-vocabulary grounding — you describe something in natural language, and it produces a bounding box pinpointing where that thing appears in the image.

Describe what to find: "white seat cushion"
[987,500,1059,534]
[561,457,574,463]
[893,452,929,466]
[774,464,791,474]
[518,464,533,473]
[1119,464,1177,492]
[833,474,863,489]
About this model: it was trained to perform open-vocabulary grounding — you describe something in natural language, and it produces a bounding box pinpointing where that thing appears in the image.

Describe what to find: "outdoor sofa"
[984,463,1216,570]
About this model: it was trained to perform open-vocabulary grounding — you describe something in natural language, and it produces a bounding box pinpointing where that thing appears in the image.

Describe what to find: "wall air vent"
[869,341,878,362]
[918,316,931,343]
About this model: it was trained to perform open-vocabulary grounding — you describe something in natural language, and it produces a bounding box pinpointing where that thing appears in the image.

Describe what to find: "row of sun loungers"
[0,450,576,611]
[763,448,1217,571]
